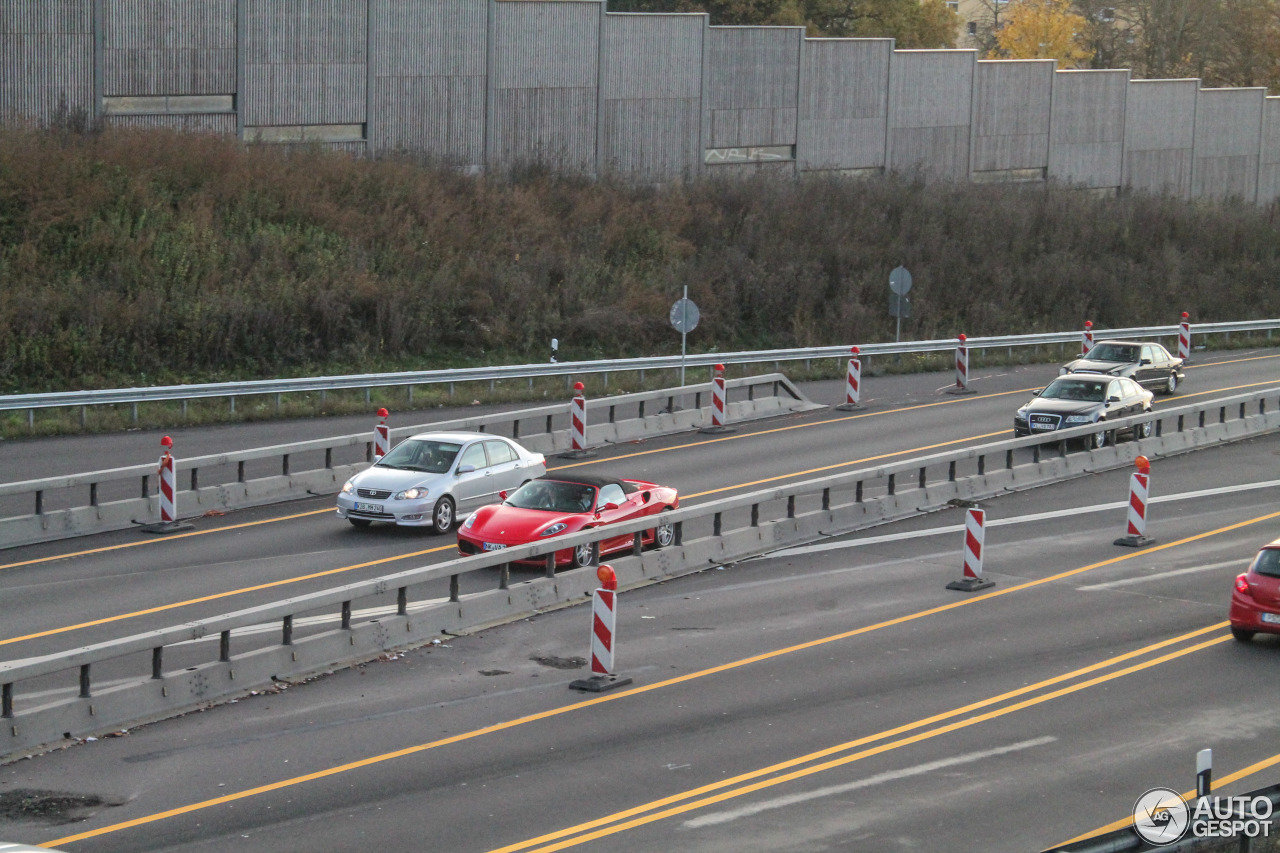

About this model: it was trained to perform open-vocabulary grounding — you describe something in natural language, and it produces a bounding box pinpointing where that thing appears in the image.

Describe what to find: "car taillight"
[1235,574,1251,595]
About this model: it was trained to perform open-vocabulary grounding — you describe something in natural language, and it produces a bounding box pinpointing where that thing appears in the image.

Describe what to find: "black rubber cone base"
[1114,535,1156,548]
[699,425,735,435]
[569,674,633,693]
[834,402,865,411]
[946,576,995,592]
[558,448,595,459]
[945,386,976,396]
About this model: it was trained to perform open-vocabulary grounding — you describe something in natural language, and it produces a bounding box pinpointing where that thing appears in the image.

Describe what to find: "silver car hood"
[351,465,440,490]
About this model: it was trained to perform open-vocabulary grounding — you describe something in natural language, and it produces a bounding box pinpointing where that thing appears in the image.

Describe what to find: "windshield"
[1086,343,1137,363]
[505,480,598,513]
[1041,378,1108,403]
[375,439,461,474]
[1253,548,1280,578]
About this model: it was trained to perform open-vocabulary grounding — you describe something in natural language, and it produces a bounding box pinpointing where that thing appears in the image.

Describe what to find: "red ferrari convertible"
[457,474,679,567]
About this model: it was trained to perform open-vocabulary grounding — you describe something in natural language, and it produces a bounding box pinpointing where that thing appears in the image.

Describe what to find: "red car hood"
[464,505,584,543]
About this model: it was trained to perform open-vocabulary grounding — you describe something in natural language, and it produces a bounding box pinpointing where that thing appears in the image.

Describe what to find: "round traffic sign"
[670,298,700,333]
[889,266,913,295]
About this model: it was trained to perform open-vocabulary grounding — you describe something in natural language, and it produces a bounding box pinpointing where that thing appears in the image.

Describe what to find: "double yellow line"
[42,508,1280,848]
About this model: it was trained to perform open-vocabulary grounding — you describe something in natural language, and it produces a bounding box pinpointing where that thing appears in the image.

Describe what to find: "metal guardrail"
[2,319,1276,414]
[3,384,1279,759]
[0,374,820,548]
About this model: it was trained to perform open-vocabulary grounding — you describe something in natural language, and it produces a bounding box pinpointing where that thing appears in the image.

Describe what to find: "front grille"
[357,488,393,499]
[458,540,479,555]
[1028,413,1062,431]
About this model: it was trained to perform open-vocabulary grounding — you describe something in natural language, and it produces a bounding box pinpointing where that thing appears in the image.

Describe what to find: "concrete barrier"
[2,388,1278,761]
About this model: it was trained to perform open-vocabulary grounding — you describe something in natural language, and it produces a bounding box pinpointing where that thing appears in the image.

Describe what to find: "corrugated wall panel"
[1123,78,1197,197]
[492,1,600,89]
[797,38,891,172]
[368,0,485,161]
[703,26,801,155]
[105,111,237,133]
[242,0,366,126]
[490,86,597,172]
[101,0,236,95]
[1259,97,1280,204]
[599,13,702,179]
[0,1,92,124]
[489,0,600,171]
[970,59,1053,174]
[887,50,974,180]
[1191,87,1265,202]
[1047,69,1126,189]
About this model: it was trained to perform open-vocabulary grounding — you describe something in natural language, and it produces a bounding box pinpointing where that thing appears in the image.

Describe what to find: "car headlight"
[463,514,477,529]
[394,487,426,500]
[1015,408,1028,419]
[1064,415,1094,424]
[540,523,568,536]
[1059,367,1068,375]
[341,479,356,494]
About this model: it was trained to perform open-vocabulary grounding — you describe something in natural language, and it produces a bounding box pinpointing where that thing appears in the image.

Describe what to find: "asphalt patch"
[0,788,107,824]
[530,655,587,670]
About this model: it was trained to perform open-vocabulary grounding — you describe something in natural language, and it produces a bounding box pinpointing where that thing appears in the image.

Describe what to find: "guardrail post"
[674,521,683,546]
[34,490,43,516]
[190,468,198,491]
[544,554,556,579]
[713,512,722,536]
[2,682,12,718]
[397,587,407,616]
[856,481,863,503]
[282,615,293,646]
[822,488,830,510]
[341,602,351,630]
[978,455,986,476]
[237,461,246,482]
[220,630,231,662]
[499,563,510,590]
[948,461,956,482]
[887,474,895,496]
[79,664,91,698]
[282,454,290,476]
[89,482,97,507]
[918,467,926,489]
[632,532,642,556]
[141,474,150,499]
[450,575,460,602]
[325,448,333,469]
[750,504,759,526]
[151,647,163,679]
[787,495,795,518]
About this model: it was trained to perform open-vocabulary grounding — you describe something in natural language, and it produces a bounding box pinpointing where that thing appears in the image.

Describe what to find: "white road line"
[1077,560,1244,590]
[770,479,1280,558]
[681,735,1058,829]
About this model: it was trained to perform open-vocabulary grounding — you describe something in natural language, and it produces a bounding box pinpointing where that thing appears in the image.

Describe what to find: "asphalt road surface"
[2,350,1280,852]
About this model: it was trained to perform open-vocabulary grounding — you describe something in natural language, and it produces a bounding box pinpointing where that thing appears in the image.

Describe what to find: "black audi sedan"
[1014,374,1154,448]
[1061,340,1185,395]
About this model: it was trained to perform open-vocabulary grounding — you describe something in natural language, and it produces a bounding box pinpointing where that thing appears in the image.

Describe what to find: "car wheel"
[1165,373,1178,395]
[572,542,595,568]
[1138,417,1153,439]
[653,511,675,549]
[1232,626,1256,643]
[1091,425,1108,449]
[348,518,372,528]
[431,496,456,534]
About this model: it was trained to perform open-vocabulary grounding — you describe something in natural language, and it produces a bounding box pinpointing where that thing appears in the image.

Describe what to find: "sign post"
[889,266,912,343]
[669,286,700,386]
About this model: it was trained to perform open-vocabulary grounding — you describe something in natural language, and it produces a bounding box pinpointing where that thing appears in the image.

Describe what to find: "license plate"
[483,542,507,552]
[1262,612,1280,625]
[355,502,382,513]
[1030,422,1057,431]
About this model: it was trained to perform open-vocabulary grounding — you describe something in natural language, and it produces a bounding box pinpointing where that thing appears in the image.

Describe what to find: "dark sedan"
[1014,374,1154,448]
[1061,340,1185,395]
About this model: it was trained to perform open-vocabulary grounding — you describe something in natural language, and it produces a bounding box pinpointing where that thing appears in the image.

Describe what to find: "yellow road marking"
[488,637,1233,853]
[41,506,1280,848]
[1061,750,1280,843]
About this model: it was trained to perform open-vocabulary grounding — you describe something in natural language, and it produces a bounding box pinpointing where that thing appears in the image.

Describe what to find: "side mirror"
[456,463,476,474]
[603,502,620,512]
[1140,358,1152,365]
[1107,395,1121,404]
[1031,389,1041,397]
[498,490,508,500]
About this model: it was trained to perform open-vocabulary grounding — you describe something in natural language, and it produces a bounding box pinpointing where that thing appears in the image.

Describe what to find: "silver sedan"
[335,431,546,533]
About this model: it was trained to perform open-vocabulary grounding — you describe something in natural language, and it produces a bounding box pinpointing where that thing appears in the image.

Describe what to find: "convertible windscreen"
[506,480,598,513]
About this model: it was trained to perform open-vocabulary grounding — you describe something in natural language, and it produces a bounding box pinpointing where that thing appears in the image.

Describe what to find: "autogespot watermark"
[1132,787,1274,845]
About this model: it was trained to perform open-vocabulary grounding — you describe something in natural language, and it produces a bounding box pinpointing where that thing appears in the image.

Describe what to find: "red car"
[1229,537,1280,641]
[457,474,679,567]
